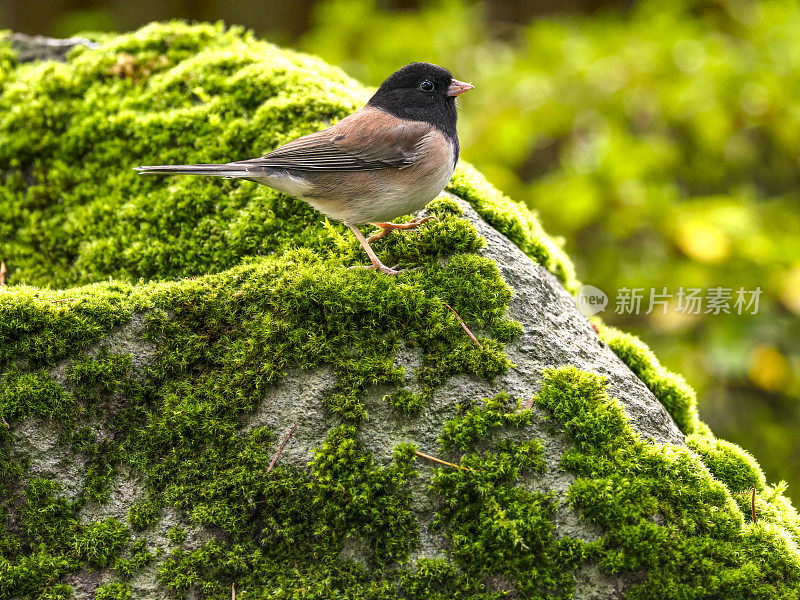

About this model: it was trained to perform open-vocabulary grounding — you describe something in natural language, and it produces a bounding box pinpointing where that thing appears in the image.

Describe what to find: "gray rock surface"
[8,32,98,63]
[6,193,685,599]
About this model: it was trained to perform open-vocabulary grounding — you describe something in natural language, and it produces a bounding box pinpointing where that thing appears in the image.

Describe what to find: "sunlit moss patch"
[536,366,800,599]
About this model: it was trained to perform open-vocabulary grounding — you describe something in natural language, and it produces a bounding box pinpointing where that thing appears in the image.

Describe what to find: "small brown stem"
[50,298,77,304]
[267,423,297,473]
[752,487,757,523]
[0,260,5,286]
[415,450,473,472]
[443,303,482,349]
[231,582,235,600]
[1,416,9,429]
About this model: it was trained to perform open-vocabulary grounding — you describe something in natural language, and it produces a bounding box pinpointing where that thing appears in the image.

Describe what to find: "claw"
[348,263,401,276]
[366,216,437,242]
[346,224,404,275]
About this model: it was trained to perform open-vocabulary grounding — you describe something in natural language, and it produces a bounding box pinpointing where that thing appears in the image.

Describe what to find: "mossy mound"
[0,22,573,292]
[1,22,799,600]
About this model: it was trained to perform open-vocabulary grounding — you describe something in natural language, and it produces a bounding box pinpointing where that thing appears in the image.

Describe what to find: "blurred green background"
[3,0,799,502]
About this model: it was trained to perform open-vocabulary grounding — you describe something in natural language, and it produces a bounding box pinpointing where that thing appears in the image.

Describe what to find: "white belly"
[308,161,454,224]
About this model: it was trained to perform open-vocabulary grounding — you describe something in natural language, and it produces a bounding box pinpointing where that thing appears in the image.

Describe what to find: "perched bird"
[135,62,473,275]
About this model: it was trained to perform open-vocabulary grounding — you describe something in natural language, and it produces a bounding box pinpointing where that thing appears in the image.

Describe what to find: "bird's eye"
[419,79,435,92]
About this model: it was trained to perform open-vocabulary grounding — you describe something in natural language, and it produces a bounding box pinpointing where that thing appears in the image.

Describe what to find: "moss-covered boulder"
[1,23,799,600]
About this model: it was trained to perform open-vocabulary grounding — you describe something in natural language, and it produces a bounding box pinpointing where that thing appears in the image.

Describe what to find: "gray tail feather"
[134,164,255,178]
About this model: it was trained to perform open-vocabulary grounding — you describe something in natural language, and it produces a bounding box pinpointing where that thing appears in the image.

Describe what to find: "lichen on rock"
[1,21,799,600]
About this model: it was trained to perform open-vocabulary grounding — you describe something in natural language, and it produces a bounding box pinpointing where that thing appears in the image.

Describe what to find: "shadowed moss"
[0,479,132,598]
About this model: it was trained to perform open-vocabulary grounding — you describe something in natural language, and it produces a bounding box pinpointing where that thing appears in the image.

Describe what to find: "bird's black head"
[366,62,472,144]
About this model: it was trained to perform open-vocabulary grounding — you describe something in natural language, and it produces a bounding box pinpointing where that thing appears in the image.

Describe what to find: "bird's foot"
[366,216,437,243]
[349,262,401,276]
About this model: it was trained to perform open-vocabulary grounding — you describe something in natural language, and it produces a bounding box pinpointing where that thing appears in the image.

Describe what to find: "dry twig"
[443,303,482,349]
[267,423,297,473]
[0,261,6,286]
[415,450,474,472]
[50,298,78,304]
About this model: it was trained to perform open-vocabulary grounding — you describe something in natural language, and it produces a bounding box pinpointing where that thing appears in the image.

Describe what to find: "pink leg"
[366,216,436,243]
[347,224,400,276]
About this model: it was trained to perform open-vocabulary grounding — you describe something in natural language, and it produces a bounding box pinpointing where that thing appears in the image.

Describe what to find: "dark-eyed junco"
[136,62,473,275]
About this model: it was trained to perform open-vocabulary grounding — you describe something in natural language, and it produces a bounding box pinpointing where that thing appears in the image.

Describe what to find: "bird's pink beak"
[447,79,474,97]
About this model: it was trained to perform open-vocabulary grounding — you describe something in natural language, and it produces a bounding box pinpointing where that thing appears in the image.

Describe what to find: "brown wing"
[234,107,434,172]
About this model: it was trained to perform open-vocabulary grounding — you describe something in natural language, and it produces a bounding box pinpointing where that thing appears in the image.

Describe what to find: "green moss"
[74,518,129,568]
[396,558,503,599]
[310,427,418,565]
[36,584,74,600]
[488,317,524,342]
[0,426,23,557]
[0,479,134,599]
[155,404,561,599]
[687,434,767,494]
[0,368,74,422]
[440,391,533,452]
[536,366,800,599]
[168,526,187,546]
[94,582,132,600]
[65,426,125,504]
[113,538,153,577]
[0,551,73,599]
[384,389,426,415]
[156,430,417,596]
[425,196,464,217]
[0,32,16,89]
[19,479,78,554]
[66,350,133,405]
[432,396,587,599]
[127,494,162,530]
[0,281,136,366]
